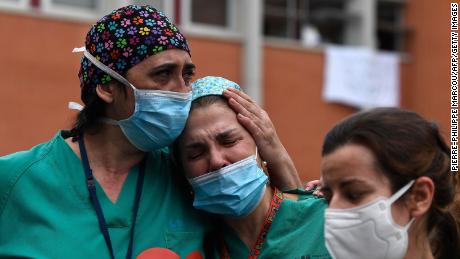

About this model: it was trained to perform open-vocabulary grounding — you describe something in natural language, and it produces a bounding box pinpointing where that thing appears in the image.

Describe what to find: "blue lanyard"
[78,136,146,259]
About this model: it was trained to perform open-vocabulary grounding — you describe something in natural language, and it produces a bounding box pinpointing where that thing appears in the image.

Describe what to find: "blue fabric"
[191,76,242,101]
[117,89,192,151]
[188,154,268,217]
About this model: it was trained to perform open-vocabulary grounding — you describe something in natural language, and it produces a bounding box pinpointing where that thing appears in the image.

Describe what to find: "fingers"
[236,113,264,140]
[313,189,324,198]
[304,182,315,191]
[304,180,321,190]
[228,97,268,129]
[223,88,262,119]
[224,87,254,103]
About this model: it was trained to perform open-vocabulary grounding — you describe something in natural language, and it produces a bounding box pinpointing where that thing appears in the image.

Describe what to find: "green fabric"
[222,190,332,259]
[0,131,209,259]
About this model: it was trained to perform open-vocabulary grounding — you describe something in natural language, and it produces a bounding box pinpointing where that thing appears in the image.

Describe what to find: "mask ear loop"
[388,179,417,232]
[72,47,136,91]
[72,47,136,126]
[68,101,84,111]
[388,179,416,204]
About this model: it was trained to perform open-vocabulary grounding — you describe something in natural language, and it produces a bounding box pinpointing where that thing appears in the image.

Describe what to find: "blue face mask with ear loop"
[71,47,192,152]
[188,148,269,218]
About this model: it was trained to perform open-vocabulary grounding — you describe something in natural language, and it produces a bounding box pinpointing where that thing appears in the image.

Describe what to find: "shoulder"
[0,132,61,215]
[281,189,328,211]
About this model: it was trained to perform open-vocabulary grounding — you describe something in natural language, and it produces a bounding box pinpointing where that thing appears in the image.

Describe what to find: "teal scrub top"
[0,131,210,258]
[221,190,332,259]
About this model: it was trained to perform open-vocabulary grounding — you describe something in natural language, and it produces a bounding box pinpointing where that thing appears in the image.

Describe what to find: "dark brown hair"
[322,107,460,259]
[69,81,127,141]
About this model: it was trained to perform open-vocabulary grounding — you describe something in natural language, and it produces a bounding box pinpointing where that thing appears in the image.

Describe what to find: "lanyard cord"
[220,188,284,259]
[78,136,146,259]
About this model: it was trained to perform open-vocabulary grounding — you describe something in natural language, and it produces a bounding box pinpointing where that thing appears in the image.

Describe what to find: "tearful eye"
[223,139,237,145]
[221,137,239,147]
[156,69,172,77]
[183,69,196,86]
[187,150,204,160]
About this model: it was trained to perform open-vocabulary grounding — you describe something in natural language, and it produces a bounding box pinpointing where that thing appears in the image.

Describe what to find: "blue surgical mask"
[73,47,191,151]
[188,149,268,217]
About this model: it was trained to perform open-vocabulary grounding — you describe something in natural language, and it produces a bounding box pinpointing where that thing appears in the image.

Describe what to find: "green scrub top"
[0,131,210,258]
[221,190,332,259]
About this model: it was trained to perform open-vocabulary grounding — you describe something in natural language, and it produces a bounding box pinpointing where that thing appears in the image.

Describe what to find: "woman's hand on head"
[223,88,283,164]
[222,88,302,190]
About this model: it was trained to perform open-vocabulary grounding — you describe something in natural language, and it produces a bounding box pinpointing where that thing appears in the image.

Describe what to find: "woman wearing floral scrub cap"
[174,76,331,259]
[0,6,301,258]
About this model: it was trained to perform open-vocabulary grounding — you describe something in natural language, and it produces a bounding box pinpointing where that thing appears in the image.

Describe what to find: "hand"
[223,88,283,165]
[304,179,324,197]
[222,88,302,190]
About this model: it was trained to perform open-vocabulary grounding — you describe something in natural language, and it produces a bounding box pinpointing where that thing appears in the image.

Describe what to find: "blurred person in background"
[320,108,460,259]
[174,76,331,259]
[0,5,301,258]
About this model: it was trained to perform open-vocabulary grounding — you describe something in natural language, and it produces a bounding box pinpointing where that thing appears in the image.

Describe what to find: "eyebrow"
[339,178,370,189]
[184,63,196,70]
[151,62,196,72]
[184,142,204,150]
[184,128,238,149]
[215,128,238,141]
[151,63,178,73]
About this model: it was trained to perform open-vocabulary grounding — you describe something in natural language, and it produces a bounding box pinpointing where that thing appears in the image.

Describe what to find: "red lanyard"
[220,188,284,259]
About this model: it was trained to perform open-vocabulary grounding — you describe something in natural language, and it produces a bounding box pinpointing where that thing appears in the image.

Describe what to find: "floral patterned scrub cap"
[76,5,190,104]
[191,76,242,102]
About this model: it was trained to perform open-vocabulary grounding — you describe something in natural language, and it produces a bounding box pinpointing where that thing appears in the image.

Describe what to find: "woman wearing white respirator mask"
[174,76,332,259]
[320,108,460,259]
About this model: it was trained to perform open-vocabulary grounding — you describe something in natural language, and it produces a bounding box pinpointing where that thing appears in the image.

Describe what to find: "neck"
[83,125,145,171]
[404,221,434,259]
[223,186,274,249]
[66,124,146,202]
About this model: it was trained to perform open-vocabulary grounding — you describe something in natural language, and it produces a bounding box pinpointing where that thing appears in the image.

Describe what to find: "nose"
[328,194,349,209]
[208,149,230,172]
[171,76,190,93]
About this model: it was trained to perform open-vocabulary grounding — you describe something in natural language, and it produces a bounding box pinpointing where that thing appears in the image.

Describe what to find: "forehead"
[128,49,192,71]
[321,144,387,184]
[181,102,242,141]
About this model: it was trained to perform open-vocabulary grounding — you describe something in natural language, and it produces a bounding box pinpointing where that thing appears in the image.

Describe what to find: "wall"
[402,1,451,132]
[264,47,355,181]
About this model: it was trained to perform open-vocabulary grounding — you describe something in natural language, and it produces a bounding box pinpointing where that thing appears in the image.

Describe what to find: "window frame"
[180,0,241,40]
[39,0,104,21]
[263,0,408,53]
[0,0,29,11]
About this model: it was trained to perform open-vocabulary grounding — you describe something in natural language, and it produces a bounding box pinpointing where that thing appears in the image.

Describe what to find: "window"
[264,0,408,52]
[40,0,102,20]
[264,0,353,44]
[377,0,408,52]
[0,0,170,21]
[132,0,163,10]
[191,0,228,27]
[180,0,239,38]
[50,0,97,9]
[0,0,29,10]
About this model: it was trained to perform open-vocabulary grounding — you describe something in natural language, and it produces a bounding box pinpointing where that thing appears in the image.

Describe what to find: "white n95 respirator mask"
[324,180,415,259]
